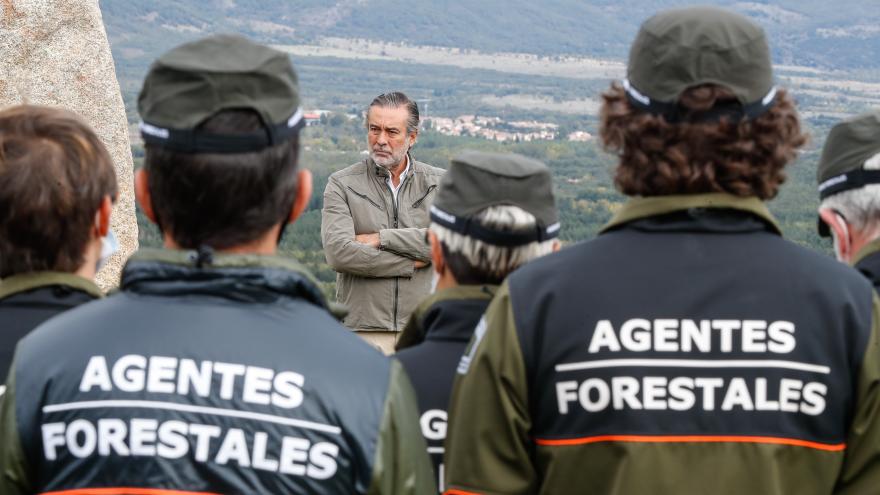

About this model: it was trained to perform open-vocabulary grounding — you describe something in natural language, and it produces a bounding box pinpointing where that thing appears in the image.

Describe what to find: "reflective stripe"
[286,107,304,128]
[534,434,846,451]
[42,399,342,435]
[41,488,221,495]
[554,358,831,375]
[622,78,651,106]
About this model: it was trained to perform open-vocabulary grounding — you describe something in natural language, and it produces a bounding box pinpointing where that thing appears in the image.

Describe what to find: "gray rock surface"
[1,0,138,289]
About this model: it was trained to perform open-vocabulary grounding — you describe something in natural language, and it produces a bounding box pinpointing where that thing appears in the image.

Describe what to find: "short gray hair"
[820,152,880,236]
[367,92,420,134]
[431,205,556,284]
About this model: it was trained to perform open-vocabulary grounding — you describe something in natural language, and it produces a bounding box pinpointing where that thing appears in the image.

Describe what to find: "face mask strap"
[96,229,119,272]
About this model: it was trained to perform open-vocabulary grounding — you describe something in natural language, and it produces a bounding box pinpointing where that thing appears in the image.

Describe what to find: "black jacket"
[0,249,434,495]
[444,194,880,495]
[0,272,102,383]
[395,285,495,492]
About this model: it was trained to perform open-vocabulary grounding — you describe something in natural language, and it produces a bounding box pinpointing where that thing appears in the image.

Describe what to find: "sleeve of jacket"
[834,294,880,494]
[443,281,536,495]
[0,361,34,495]
[367,359,436,495]
[379,228,431,262]
[322,176,417,278]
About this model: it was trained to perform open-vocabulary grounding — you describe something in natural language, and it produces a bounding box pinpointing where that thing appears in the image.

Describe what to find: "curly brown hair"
[600,83,807,199]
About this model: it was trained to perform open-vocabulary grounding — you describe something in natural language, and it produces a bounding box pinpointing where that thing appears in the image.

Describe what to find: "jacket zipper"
[411,184,437,208]
[347,186,383,210]
[386,173,411,332]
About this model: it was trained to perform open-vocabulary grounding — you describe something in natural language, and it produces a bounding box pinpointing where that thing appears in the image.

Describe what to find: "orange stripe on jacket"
[41,488,222,495]
[444,489,484,495]
[534,434,846,452]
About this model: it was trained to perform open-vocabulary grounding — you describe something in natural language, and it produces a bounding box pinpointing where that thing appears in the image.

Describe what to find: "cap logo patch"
[818,174,848,193]
[139,122,170,139]
[430,205,457,224]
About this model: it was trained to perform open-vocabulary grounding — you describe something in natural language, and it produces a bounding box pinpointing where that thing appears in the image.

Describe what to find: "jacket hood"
[121,248,338,313]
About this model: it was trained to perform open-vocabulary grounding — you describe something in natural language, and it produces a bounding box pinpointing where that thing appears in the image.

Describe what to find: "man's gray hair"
[431,205,556,281]
[367,92,420,134]
[820,152,880,236]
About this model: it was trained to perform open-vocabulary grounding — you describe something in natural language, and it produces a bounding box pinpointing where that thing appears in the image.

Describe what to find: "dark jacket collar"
[0,271,103,301]
[853,239,880,290]
[121,248,342,316]
[600,193,782,235]
[853,239,880,267]
[396,285,496,351]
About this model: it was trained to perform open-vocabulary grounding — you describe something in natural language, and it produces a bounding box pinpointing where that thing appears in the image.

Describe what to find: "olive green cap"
[625,6,777,121]
[137,34,303,153]
[817,112,880,197]
[429,151,559,246]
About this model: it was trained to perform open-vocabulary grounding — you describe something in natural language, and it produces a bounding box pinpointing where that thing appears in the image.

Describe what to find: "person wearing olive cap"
[394,151,560,492]
[817,112,880,289]
[444,7,880,495]
[0,35,434,495]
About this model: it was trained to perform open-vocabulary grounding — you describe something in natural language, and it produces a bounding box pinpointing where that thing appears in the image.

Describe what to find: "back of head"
[138,35,305,250]
[0,105,117,278]
[817,112,880,237]
[600,6,807,200]
[429,151,559,284]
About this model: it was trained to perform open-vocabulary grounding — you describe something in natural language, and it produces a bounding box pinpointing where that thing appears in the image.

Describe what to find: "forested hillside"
[103,0,880,70]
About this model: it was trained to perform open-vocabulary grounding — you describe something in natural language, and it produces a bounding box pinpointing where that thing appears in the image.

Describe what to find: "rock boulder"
[1,0,138,289]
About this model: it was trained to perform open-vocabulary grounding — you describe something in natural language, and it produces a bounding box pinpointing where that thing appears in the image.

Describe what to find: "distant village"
[130,111,592,147]
[301,110,593,143]
[425,115,592,143]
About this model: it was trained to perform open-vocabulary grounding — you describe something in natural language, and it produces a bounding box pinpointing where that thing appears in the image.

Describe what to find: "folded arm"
[322,177,417,278]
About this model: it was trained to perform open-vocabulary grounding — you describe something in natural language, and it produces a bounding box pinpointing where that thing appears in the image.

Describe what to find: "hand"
[414,260,429,269]
[355,233,380,248]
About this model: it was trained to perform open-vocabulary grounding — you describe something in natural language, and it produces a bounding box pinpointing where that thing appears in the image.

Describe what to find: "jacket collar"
[396,285,496,350]
[0,271,103,300]
[370,152,418,179]
[853,238,880,268]
[121,248,343,316]
[600,193,782,235]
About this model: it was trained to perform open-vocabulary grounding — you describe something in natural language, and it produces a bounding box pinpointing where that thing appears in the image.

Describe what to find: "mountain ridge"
[102,0,880,71]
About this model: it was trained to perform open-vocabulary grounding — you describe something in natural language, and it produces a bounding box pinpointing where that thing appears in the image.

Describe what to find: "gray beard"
[370,138,410,170]
[371,152,398,170]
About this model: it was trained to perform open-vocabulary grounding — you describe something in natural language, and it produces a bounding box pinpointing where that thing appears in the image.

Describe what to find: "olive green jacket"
[322,156,444,332]
[444,194,880,495]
